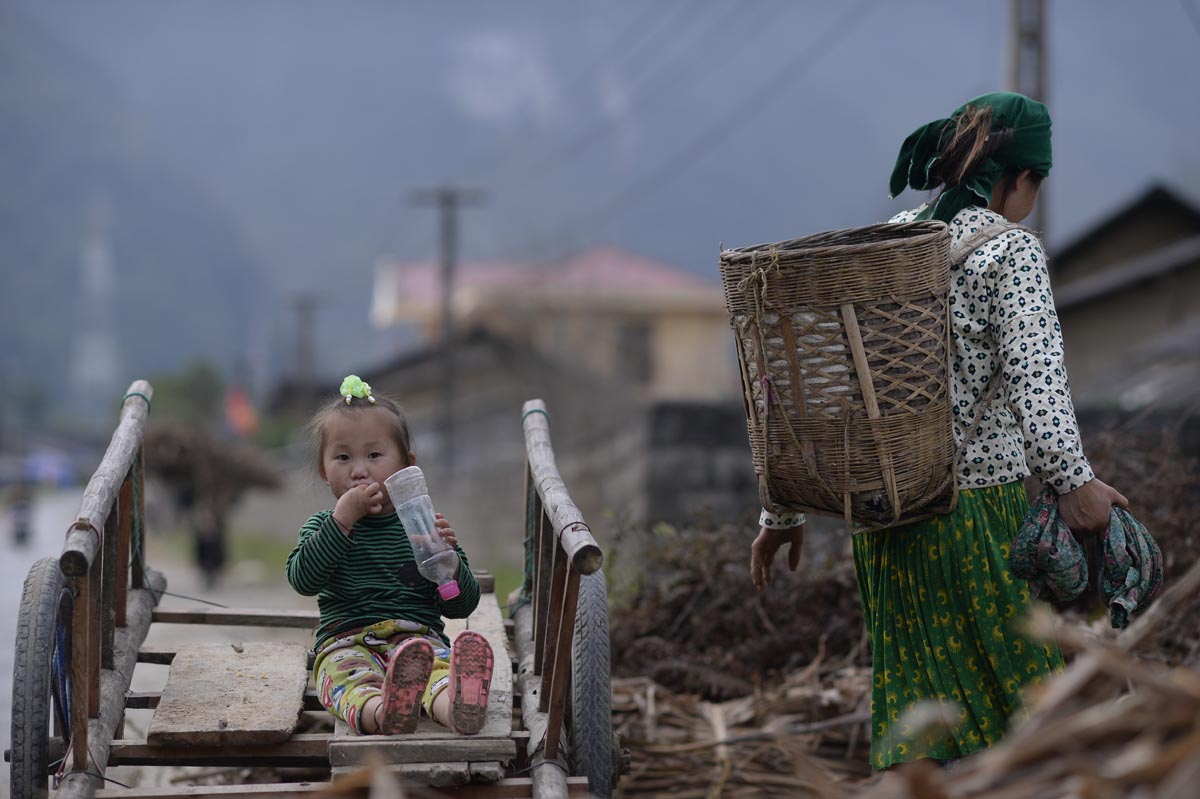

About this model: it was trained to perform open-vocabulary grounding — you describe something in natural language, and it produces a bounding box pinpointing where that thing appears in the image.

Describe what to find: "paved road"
[1,489,316,797]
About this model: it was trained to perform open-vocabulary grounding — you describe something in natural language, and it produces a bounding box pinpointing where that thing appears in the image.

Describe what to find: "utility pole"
[410,186,486,473]
[1008,0,1048,237]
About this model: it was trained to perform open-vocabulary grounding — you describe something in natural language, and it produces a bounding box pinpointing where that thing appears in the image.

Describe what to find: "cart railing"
[518,399,602,766]
[58,380,155,779]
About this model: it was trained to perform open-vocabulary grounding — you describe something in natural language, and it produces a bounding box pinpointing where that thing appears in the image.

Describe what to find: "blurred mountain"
[0,5,264,416]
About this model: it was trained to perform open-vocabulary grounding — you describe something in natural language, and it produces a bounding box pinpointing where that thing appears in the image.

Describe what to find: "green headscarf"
[889,91,1052,223]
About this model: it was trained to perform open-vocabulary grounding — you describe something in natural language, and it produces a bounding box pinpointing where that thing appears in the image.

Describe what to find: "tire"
[570,569,615,798]
[11,557,72,799]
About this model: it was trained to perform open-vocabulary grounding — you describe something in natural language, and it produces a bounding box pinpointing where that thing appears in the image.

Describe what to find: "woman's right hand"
[750,524,805,592]
[1057,478,1129,534]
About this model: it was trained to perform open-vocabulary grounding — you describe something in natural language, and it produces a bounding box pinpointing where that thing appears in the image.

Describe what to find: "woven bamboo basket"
[720,221,956,531]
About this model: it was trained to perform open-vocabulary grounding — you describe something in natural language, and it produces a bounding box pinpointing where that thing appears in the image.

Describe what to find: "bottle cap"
[437,581,461,601]
[384,466,427,505]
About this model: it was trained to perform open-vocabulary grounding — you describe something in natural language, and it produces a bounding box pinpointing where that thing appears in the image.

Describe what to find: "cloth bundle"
[1009,485,1164,628]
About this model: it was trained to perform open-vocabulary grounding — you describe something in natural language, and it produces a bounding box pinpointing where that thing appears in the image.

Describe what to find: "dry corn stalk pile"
[607,423,1199,796]
[854,559,1200,799]
[610,560,1200,799]
[611,651,873,799]
[609,520,866,701]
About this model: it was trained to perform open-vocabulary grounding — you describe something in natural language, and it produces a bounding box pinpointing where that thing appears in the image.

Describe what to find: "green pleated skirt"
[851,481,1063,770]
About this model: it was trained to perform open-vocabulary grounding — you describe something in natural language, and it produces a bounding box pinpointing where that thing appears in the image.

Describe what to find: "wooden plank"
[138,647,315,668]
[94,779,590,799]
[329,735,516,767]
[324,772,590,796]
[151,607,319,628]
[96,787,325,799]
[126,689,325,712]
[108,734,329,767]
[444,617,467,639]
[468,593,515,740]
[147,642,309,747]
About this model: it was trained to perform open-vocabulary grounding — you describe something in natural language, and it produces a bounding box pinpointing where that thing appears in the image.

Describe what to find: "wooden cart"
[7,382,624,799]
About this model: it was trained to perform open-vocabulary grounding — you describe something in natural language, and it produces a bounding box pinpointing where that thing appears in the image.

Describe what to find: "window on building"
[618,322,653,385]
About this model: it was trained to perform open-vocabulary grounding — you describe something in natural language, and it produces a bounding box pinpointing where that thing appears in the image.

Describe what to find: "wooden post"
[57,571,167,798]
[533,508,553,675]
[542,568,581,761]
[89,555,101,718]
[132,448,146,589]
[101,507,118,669]
[538,549,569,714]
[115,470,133,627]
[71,573,90,771]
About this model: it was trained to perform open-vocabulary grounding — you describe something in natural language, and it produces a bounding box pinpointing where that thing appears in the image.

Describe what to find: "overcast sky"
[15,0,1200,377]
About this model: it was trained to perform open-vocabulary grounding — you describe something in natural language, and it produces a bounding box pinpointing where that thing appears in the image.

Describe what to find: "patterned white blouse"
[760,204,1094,530]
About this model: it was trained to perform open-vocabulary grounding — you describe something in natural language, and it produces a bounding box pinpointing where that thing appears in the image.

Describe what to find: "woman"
[749,92,1127,770]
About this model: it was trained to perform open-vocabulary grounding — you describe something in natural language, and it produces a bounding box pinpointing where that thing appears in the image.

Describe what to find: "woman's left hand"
[434,513,458,548]
[1058,478,1129,534]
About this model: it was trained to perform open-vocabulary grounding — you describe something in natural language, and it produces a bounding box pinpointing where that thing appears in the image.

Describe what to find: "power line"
[515,0,880,258]
[368,2,692,262]
[504,0,774,194]
[465,0,728,189]
[453,0,696,184]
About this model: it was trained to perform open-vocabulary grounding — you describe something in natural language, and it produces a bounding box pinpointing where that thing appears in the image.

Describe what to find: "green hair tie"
[339,375,375,405]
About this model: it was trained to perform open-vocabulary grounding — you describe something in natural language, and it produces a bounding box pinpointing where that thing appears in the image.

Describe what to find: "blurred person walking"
[7,476,34,547]
[749,92,1128,772]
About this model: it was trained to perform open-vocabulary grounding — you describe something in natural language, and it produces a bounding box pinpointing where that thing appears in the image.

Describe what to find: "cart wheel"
[11,557,73,799]
[570,569,615,798]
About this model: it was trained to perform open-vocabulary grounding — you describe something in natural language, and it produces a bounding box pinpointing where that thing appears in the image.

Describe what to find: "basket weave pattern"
[720,222,957,530]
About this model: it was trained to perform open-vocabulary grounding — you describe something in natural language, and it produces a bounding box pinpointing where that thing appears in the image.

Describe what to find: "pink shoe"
[447,630,494,734]
[379,637,434,734]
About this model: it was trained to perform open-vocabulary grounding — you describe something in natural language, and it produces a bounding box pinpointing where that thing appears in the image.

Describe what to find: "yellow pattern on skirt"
[852,480,1063,769]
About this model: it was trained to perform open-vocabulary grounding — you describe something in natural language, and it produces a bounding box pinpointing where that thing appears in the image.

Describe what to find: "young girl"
[287,375,494,736]
[750,92,1128,771]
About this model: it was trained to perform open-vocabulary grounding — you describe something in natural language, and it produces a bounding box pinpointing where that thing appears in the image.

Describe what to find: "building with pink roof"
[371,245,739,401]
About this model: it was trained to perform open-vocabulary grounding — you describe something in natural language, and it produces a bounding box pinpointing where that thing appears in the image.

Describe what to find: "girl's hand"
[750,523,805,592]
[333,482,385,533]
[434,513,458,548]
[1058,478,1129,534]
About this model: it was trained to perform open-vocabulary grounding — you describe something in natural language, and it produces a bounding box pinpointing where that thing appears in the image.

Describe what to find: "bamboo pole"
[840,303,901,516]
[62,381,154,577]
[521,400,602,576]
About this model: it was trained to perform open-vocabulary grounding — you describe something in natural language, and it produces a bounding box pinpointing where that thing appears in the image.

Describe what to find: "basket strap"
[952,219,1029,449]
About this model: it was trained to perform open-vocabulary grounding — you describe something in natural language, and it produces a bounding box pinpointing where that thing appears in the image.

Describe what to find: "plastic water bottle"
[384,465,461,601]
